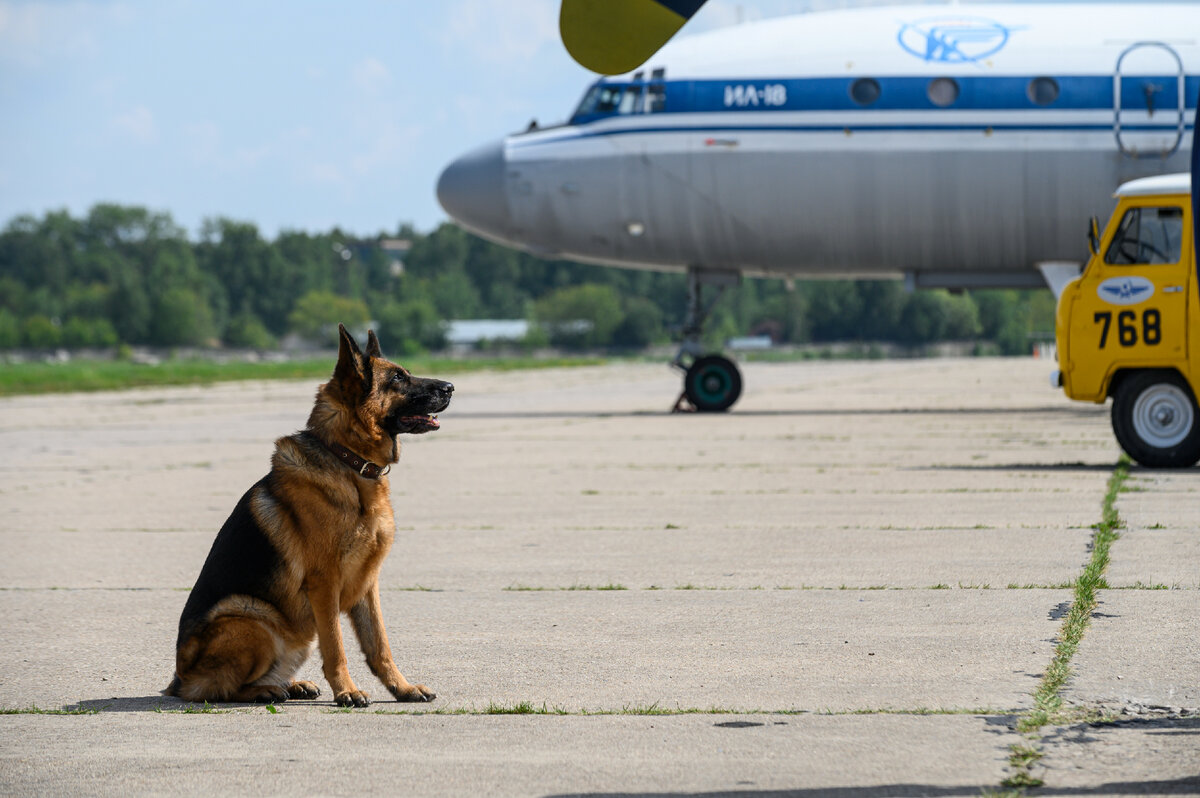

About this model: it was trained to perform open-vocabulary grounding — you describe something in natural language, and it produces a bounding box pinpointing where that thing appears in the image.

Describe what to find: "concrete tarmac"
[0,357,1196,796]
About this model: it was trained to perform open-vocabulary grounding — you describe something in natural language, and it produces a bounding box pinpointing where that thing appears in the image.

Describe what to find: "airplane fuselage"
[438,3,1199,289]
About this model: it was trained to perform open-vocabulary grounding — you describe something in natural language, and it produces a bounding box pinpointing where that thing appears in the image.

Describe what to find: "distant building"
[445,319,529,347]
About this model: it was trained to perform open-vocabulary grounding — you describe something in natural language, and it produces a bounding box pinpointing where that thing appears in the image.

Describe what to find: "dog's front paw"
[287,681,321,700]
[389,683,436,703]
[335,689,371,708]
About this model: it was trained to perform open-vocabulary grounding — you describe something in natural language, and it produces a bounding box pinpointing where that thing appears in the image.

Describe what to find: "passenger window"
[927,77,959,107]
[849,78,881,106]
[1104,207,1184,265]
[1027,77,1059,106]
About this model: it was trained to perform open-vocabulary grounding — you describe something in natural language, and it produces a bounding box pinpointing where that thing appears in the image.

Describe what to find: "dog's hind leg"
[261,640,320,699]
[174,606,287,704]
[350,581,436,702]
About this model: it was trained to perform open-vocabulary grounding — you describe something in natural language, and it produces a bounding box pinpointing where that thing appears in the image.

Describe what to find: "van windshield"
[1104,206,1184,265]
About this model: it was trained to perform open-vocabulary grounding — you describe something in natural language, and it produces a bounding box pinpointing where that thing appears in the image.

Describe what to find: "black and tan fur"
[165,324,452,707]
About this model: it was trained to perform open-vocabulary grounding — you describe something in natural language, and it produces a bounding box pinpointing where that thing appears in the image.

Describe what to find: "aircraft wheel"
[1111,370,1200,468]
[684,355,742,412]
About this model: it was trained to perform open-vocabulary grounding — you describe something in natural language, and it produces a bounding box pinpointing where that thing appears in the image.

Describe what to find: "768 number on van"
[1093,309,1161,348]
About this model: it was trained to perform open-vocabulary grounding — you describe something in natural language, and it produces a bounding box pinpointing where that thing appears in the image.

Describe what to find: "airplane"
[436,3,1199,411]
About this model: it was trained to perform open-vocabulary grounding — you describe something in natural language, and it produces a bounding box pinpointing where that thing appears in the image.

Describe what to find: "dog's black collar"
[307,433,391,479]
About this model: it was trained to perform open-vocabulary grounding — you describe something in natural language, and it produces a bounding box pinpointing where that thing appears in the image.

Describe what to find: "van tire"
[1111,370,1200,468]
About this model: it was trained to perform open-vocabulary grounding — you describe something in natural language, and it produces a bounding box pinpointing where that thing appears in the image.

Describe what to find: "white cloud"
[441,0,559,64]
[352,57,391,94]
[349,121,424,176]
[306,162,347,187]
[0,1,131,67]
[183,121,282,173]
[184,120,221,159]
[232,145,269,169]
[111,105,156,143]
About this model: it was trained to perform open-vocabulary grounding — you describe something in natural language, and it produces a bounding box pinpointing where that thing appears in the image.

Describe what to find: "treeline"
[0,204,1054,355]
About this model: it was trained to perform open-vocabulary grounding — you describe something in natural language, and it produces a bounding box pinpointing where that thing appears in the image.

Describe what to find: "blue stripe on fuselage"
[570,74,1200,124]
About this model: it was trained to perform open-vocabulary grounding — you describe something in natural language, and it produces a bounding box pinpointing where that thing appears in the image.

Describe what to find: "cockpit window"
[647,83,665,112]
[574,84,624,116]
[573,80,664,119]
[619,85,642,114]
[1104,206,1184,265]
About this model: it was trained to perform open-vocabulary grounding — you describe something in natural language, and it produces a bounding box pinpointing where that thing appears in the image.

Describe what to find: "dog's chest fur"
[265,436,397,609]
[340,483,394,577]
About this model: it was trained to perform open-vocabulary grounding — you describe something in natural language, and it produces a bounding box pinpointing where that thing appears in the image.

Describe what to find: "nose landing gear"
[671,267,744,413]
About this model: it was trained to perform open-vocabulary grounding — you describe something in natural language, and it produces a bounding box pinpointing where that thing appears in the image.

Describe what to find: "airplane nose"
[436,139,511,239]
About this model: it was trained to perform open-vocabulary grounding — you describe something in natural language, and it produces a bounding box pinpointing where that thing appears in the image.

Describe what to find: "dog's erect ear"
[332,323,366,393]
[337,323,362,359]
[365,329,382,360]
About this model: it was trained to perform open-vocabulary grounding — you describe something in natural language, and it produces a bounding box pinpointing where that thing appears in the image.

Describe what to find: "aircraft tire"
[1111,369,1200,468]
[684,355,742,412]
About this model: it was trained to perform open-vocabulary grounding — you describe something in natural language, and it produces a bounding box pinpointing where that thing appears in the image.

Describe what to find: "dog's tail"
[162,674,182,697]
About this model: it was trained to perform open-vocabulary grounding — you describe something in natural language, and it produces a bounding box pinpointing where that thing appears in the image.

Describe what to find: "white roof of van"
[1115,173,1191,198]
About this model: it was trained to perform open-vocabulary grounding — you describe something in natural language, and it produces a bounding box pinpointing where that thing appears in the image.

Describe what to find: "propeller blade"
[560,0,707,75]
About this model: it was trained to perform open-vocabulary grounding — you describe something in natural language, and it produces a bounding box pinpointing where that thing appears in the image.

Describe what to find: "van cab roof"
[1115,173,1191,198]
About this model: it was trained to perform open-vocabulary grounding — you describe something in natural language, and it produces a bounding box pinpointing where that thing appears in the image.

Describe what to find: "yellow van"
[1053,173,1198,467]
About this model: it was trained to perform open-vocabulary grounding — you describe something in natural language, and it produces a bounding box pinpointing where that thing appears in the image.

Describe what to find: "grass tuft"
[998,456,1130,795]
[1018,457,1128,734]
[0,705,102,715]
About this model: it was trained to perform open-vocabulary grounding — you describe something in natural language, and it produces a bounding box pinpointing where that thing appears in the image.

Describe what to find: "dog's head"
[315,324,454,440]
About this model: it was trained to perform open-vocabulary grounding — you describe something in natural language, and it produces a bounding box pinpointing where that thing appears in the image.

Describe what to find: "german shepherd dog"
[165,324,452,707]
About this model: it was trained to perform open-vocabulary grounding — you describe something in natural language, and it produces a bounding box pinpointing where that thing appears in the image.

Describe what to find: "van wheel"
[1111,370,1200,468]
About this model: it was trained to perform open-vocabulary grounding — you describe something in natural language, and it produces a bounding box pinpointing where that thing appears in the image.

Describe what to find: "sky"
[0,0,1148,239]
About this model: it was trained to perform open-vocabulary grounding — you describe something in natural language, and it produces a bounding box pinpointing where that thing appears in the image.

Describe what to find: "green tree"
[404,223,469,278]
[20,315,62,348]
[107,262,152,343]
[200,219,298,335]
[0,309,18,348]
[855,281,907,340]
[62,317,119,348]
[942,292,983,339]
[0,277,27,314]
[804,282,865,340]
[287,290,370,346]
[974,290,1032,355]
[374,299,446,356]
[430,270,482,319]
[224,311,277,349]
[64,283,112,321]
[532,283,624,349]
[151,287,216,346]
[756,289,811,343]
[612,296,665,348]
[897,291,949,345]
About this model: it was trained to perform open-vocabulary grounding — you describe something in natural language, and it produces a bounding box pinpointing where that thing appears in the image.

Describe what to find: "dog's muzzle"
[389,381,453,435]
